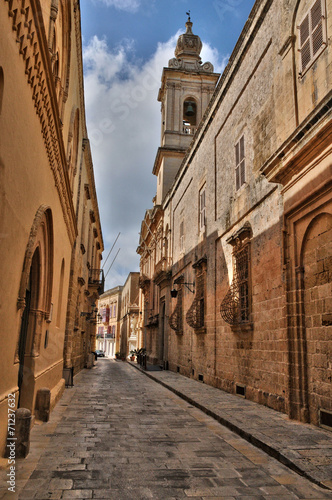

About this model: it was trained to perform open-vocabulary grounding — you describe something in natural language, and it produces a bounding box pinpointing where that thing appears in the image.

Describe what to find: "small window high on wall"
[180,220,184,252]
[298,0,326,75]
[235,136,245,191]
[199,186,206,233]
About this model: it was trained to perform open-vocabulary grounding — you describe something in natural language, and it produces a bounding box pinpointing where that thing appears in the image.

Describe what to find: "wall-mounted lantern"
[170,282,195,298]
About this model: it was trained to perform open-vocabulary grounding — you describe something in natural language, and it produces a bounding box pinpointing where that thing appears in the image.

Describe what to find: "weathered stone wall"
[165,0,332,422]
[0,0,103,457]
[303,213,332,424]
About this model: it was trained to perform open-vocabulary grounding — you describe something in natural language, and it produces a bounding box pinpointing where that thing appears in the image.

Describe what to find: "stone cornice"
[152,146,187,176]
[260,92,332,185]
[158,67,220,103]
[4,0,77,244]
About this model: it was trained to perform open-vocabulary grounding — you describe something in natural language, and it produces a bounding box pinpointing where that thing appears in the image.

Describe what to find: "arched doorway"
[16,207,53,411]
[301,213,332,425]
[17,249,40,408]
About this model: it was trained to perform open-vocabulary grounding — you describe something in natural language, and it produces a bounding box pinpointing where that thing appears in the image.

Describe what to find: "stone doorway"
[17,249,40,409]
[302,213,332,425]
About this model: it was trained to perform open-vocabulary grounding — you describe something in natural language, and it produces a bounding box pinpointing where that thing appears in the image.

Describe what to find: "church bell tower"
[153,15,220,204]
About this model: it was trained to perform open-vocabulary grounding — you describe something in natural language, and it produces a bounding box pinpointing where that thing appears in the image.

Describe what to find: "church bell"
[185,102,195,117]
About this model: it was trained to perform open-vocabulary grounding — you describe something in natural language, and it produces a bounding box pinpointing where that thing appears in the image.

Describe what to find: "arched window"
[183,98,197,134]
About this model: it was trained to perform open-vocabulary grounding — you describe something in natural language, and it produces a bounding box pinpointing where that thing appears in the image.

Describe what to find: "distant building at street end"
[96,273,141,359]
[97,286,123,357]
[0,0,104,457]
[119,273,140,358]
[137,3,332,430]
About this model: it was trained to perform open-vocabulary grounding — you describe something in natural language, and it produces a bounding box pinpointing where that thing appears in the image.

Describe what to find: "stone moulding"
[260,92,332,185]
[4,0,77,245]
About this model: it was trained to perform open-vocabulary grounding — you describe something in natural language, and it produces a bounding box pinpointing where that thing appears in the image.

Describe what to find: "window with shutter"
[199,185,206,232]
[298,0,326,74]
[180,220,184,251]
[235,136,245,191]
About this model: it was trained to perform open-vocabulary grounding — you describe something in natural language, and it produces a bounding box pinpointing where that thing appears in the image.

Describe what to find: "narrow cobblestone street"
[1,360,332,500]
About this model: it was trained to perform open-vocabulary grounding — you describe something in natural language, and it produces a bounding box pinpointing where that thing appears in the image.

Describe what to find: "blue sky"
[80,0,255,291]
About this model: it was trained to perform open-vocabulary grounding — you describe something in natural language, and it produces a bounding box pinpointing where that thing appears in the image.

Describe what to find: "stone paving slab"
[129,362,332,490]
[0,360,332,499]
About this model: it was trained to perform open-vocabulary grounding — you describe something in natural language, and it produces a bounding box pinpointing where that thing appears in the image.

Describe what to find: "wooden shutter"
[199,188,206,230]
[235,136,245,190]
[299,15,311,71]
[299,0,325,73]
[311,0,323,55]
[180,221,184,250]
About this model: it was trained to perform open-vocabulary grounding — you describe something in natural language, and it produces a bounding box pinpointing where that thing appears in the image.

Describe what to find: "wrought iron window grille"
[220,224,252,327]
[186,257,207,330]
[169,276,184,333]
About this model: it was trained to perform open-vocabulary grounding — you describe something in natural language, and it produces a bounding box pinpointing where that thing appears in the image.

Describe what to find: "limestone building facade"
[119,273,140,358]
[0,0,104,457]
[138,2,332,429]
[97,286,123,357]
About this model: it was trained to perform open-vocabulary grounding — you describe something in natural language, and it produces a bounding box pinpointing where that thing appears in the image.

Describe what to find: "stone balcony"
[88,269,105,295]
[153,257,172,286]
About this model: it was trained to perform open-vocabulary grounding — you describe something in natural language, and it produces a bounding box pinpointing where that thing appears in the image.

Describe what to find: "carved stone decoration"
[168,17,214,74]
[174,20,202,60]
[15,206,54,362]
[4,0,76,245]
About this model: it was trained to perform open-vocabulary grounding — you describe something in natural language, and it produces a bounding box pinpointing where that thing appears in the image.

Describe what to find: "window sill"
[234,182,248,196]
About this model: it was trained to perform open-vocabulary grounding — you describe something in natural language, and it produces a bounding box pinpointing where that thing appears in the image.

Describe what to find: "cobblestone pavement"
[0,360,331,500]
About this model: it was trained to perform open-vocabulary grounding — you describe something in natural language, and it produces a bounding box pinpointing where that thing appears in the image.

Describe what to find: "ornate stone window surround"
[220,223,253,332]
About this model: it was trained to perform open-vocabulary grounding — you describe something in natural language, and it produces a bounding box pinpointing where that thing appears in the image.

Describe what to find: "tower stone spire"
[169,16,214,73]
[153,16,219,205]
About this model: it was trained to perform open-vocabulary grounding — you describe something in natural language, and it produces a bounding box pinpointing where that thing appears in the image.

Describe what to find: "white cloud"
[83,33,226,290]
[94,0,141,13]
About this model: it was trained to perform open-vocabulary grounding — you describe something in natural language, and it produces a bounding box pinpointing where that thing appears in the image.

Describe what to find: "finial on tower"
[168,12,214,73]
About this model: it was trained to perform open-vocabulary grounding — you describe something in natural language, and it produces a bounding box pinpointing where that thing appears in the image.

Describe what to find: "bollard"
[35,388,51,422]
[8,408,32,459]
